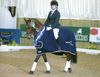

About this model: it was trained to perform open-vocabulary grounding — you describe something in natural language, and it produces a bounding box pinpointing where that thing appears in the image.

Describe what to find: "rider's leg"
[29,54,41,74]
[64,52,72,73]
[53,28,59,39]
[53,28,61,49]
[42,54,51,73]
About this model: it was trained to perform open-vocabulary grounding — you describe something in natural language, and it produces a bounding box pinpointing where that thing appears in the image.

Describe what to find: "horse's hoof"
[29,71,34,74]
[45,71,51,74]
[63,70,67,73]
[63,68,72,73]
[68,68,72,73]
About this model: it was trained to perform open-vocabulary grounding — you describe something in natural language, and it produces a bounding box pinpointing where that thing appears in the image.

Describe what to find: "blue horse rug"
[34,27,76,55]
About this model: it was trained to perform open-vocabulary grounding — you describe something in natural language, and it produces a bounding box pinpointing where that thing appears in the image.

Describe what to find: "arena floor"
[0,49,100,77]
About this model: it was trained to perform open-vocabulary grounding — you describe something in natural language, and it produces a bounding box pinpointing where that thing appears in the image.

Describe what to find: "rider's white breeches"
[53,28,59,39]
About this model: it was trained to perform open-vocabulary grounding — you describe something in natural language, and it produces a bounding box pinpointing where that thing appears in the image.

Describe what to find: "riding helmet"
[50,0,58,6]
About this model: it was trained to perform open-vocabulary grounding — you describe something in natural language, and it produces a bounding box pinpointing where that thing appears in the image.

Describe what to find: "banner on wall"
[67,27,89,42]
[0,29,20,44]
[89,27,100,43]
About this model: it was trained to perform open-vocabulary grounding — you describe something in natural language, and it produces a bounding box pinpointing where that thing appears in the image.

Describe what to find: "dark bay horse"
[24,18,77,74]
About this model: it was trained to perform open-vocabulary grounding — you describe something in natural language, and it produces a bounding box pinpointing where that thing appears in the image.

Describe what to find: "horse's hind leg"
[64,52,72,73]
[42,54,51,73]
[29,54,41,74]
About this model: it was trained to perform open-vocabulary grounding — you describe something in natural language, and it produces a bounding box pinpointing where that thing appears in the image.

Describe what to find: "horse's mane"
[32,18,43,29]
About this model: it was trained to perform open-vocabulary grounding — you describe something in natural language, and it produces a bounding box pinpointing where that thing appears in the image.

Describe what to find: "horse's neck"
[33,19,42,29]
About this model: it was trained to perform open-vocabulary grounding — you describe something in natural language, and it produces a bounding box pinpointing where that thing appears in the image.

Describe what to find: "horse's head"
[24,18,43,38]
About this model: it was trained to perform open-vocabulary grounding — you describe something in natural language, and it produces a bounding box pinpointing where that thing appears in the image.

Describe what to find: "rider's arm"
[52,11,60,27]
[44,11,51,26]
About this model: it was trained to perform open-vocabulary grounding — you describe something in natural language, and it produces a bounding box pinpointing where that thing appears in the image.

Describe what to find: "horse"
[24,18,77,74]
[24,18,42,38]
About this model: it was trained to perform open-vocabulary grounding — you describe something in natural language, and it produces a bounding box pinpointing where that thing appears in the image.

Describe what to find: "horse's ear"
[24,18,31,23]
[24,18,26,21]
[29,18,31,22]
[24,18,27,22]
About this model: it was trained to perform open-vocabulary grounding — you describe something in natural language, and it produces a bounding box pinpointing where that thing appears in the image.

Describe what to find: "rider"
[44,0,60,40]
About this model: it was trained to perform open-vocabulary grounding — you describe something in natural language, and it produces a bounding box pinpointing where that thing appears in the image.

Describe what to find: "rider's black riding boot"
[56,38,60,49]
[53,38,63,56]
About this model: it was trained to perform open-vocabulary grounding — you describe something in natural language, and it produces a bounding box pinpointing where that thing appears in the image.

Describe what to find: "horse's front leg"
[29,54,41,74]
[42,54,51,73]
[64,52,72,73]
